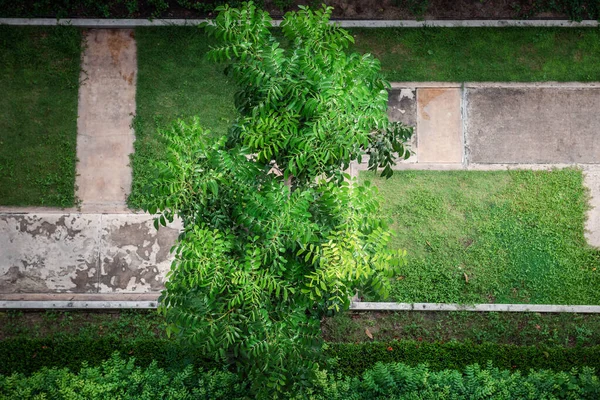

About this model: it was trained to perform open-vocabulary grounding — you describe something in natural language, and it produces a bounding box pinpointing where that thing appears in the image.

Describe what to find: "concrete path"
[76,29,136,213]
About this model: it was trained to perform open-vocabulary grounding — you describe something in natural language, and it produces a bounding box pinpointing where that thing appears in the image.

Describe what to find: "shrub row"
[1,0,598,20]
[2,352,599,399]
[329,341,600,377]
[2,338,600,377]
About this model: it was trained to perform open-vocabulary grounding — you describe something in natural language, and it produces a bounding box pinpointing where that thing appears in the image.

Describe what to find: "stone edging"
[3,299,600,312]
[350,302,600,313]
[0,18,598,28]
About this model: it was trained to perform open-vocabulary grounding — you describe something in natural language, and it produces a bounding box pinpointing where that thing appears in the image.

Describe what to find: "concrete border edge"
[350,302,600,313]
[0,301,158,309]
[0,18,598,28]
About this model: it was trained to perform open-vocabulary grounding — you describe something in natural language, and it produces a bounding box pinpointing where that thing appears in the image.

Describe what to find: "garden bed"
[359,169,600,305]
[0,26,81,207]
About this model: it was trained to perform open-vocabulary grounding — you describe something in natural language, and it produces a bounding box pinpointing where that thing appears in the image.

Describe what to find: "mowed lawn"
[0,26,81,207]
[350,27,600,82]
[360,169,600,305]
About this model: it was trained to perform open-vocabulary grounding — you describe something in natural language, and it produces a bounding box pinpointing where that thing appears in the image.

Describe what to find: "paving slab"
[466,88,600,164]
[584,167,600,248]
[0,213,181,293]
[416,88,463,163]
[76,29,137,211]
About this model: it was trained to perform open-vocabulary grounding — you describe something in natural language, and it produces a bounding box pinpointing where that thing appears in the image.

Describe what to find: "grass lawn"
[128,27,236,208]
[350,27,600,82]
[0,26,81,207]
[360,169,600,305]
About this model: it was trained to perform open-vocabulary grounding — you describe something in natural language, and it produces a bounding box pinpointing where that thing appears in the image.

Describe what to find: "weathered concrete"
[76,29,136,211]
[416,88,463,163]
[387,88,418,163]
[584,167,600,248]
[466,88,600,164]
[1,18,598,28]
[0,214,181,293]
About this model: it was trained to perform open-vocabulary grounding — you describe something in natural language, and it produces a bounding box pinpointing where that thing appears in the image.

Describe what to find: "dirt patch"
[107,30,130,66]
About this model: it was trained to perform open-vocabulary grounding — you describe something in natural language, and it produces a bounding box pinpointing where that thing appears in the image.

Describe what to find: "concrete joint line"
[350,302,600,313]
[0,18,598,28]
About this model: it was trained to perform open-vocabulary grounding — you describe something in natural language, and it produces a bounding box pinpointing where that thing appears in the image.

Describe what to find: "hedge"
[329,341,600,377]
[1,353,600,399]
[2,338,600,377]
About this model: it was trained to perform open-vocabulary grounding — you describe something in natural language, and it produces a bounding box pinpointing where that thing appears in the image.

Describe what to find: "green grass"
[0,26,81,207]
[360,169,600,304]
[128,27,236,209]
[350,27,600,82]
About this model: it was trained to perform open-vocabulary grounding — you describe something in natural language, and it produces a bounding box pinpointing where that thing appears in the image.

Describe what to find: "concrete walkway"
[76,29,136,213]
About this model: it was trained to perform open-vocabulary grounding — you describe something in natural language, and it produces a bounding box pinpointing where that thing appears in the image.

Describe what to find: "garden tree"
[145,2,412,396]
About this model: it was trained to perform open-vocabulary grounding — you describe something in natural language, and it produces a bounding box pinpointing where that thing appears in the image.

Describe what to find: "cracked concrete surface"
[0,214,181,293]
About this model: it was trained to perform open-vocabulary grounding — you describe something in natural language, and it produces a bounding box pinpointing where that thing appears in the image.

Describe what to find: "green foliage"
[4,337,600,379]
[203,3,411,182]
[328,341,600,378]
[2,353,600,399]
[144,3,411,396]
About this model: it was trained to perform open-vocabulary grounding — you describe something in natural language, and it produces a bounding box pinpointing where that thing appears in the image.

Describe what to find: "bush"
[3,337,600,379]
[328,341,600,377]
[2,353,600,399]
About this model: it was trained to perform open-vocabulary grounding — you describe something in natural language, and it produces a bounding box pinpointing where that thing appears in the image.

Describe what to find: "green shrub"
[328,341,600,377]
[2,353,599,399]
[3,337,600,379]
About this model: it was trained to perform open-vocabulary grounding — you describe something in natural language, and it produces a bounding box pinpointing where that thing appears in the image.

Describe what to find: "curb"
[0,18,598,28]
[3,299,600,313]
[351,302,600,313]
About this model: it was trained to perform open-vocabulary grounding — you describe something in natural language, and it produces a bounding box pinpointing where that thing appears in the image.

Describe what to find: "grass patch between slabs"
[0,26,81,207]
[360,169,600,305]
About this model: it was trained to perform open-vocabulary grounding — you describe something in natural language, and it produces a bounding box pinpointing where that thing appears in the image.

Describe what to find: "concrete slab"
[388,88,417,127]
[76,29,137,210]
[98,215,181,292]
[0,214,100,293]
[0,214,181,294]
[387,88,418,163]
[466,88,600,164]
[416,88,463,163]
[584,167,600,248]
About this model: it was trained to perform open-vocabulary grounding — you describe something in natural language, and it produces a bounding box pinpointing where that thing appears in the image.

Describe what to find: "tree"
[145,2,412,396]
